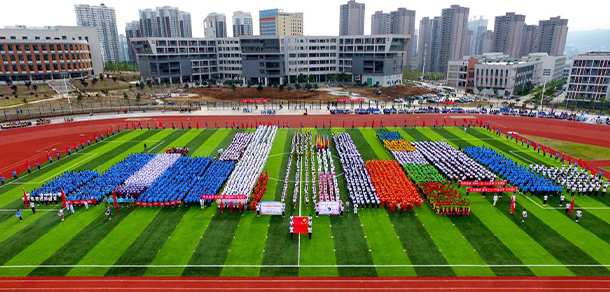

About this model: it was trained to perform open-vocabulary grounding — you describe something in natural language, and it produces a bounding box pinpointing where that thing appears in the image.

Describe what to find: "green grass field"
[522,134,610,161]
[1,126,610,277]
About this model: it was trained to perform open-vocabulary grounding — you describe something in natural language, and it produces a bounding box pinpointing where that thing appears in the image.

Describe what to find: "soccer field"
[1,126,610,278]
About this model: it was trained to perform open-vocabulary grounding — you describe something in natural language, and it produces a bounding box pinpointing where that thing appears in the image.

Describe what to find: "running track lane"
[0,277,609,291]
[1,114,609,180]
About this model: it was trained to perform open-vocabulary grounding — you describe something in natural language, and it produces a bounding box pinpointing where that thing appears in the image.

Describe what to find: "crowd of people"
[183,160,236,204]
[463,146,562,195]
[137,156,214,204]
[366,160,423,213]
[219,133,253,161]
[413,141,496,182]
[281,133,296,204]
[165,147,189,156]
[30,170,98,198]
[221,126,277,204]
[66,154,154,202]
[530,163,609,196]
[1,121,32,130]
[123,154,181,189]
[333,132,379,208]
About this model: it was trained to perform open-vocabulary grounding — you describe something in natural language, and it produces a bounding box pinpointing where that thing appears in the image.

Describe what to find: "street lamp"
[61,72,72,113]
[540,76,549,112]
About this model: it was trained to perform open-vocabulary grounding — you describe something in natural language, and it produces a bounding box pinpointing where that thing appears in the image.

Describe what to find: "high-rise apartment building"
[468,16,488,56]
[371,11,391,35]
[138,7,192,38]
[204,13,227,38]
[259,9,303,36]
[370,8,415,68]
[232,11,253,37]
[339,0,365,36]
[536,16,568,56]
[417,17,434,71]
[492,12,526,58]
[119,34,129,62]
[74,3,120,63]
[436,5,469,73]
[125,21,141,64]
[520,24,538,57]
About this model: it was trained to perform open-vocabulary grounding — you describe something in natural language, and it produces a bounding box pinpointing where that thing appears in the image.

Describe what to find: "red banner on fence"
[467,187,518,193]
[135,200,182,207]
[241,99,269,103]
[293,216,309,234]
[336,98,365,102]
[459,181,508,186]
[201,195,247,200]
[439,101,456,105]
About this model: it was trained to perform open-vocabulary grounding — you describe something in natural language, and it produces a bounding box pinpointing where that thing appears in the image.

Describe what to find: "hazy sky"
[2,0,607,37]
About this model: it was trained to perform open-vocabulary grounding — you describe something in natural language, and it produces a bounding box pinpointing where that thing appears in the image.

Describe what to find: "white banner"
[317,201,341,215]
[259,201,283,215]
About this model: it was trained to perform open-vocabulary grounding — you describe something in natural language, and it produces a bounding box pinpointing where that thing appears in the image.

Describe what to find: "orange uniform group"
[365,160,423,213]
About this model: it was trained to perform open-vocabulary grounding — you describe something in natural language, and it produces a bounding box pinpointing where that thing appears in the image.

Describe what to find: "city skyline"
[1,0,606,38]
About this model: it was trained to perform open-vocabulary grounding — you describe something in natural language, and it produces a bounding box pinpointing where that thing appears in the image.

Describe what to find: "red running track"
[1,114,609,180]
[0,277,609,291]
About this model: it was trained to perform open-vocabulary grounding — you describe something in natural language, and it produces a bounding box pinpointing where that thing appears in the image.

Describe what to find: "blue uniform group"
[138,156,214,204]
[464,146,562,195]
[31,170,98,197]
[67,154,154,201]
[184,160,236,204]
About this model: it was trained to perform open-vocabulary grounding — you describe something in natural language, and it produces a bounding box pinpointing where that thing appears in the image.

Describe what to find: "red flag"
[293,217,309,233]
[23,188,28,207]
[23,161,28,171]
[372,120,375,128]
[510,195,516,214]
[343,121,345,127]
[61,190,67,208]
[112,191,119,213]
[423,121,426,127]
[569,197,575,215]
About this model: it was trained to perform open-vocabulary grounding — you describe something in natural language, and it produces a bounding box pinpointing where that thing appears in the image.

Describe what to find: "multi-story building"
[259,9,304,36]
[217,38,242,79]
[138,7,192,38]
[339,0,365,36]
[232,11,253,37]
[132,34,409,87]
[566,52,610,101]
[436,5,469,73]
[204,13,227,39]
[74,3,120,63]
[125,21,142,64]
[370,8,415,69]
[416,17,434,71]
[447,53,542,96]
[536,16,568,57]
[480,30,494,54]
[520,25,538,57]
[468,16,488,56]
[492,12,526,58]
[371,11,391,35]
[119,34,129,62]
[521,53,566,82]
[0,26,103,82]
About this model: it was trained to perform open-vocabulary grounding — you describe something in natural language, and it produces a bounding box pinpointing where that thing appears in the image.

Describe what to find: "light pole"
[540,76,548,112]
[61,72,73,113]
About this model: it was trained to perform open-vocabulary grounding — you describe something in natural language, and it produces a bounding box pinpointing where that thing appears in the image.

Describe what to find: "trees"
[313,84,319,90]
[308,74,315,83]
[337,72,349,82]
[77,93,84,103]
[295,84,302,90]
[184,83,190,90]
[279,84,284,91]
[32,84,38,92]
[136,93,141,103]
[22,97,28,105]
[297,74,307,83]
[99,73,104,81]
[123,92,129,100]
[231,83,237,91]
[257,84,264,92]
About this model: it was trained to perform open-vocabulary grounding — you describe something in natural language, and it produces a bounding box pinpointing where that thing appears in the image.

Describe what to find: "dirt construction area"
[182,85,435,102]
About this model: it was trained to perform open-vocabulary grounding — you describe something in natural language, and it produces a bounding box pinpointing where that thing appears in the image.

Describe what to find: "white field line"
[145,140,165,153]
[2,264,610,269]
[519,194,610,210]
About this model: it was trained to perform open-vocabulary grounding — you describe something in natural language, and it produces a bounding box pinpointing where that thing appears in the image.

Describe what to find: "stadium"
[1,109,610,290]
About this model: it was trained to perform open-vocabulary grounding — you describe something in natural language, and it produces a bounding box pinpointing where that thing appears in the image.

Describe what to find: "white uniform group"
[413,141,496,182]
[333,132,379,208]
[531,163,609,196]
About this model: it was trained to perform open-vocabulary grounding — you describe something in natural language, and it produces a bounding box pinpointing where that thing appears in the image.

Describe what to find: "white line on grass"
[2,264,610,269]
[519,193,610,210]
[145,140,165,153]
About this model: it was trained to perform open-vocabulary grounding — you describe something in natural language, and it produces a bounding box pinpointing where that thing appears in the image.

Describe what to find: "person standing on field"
[521,210,528,223]
[16,209,23,222]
